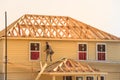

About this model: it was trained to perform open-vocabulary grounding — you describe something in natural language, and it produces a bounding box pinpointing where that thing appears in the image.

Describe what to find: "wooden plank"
[87,64,95,72]
[43,72,107,76]
[39,61,42,70]
[75,62,86,72]
[3,36,120,42]
[52,76,56,80]
[83,75,86,80]
[53,58,67,71]
[97,75,101,80]
[35,63,47,80]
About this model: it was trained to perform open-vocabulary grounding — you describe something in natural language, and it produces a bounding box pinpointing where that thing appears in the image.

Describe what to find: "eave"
[43,72,107,76]
[0,37,120,42]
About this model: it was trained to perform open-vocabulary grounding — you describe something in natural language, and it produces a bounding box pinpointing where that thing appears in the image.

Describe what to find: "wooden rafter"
[0,14,119,40]
[44,58,101,73]
[43,58,107,77]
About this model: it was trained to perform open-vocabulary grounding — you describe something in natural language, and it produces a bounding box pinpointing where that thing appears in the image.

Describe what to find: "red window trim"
[78,52,87,60]
[78,43,87,60]
[30,42,40,60]
[96,43,106,61]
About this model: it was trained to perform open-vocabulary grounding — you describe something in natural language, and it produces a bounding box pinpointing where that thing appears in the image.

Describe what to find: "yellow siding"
[8,72,37,80]
[107,73,120,80]
[0,40,4,73]
[107,42,120,61]
[0,73,4,80]
[40,75,76,80]
[7,40,31,72]
[3,39,120,80]
[48,41,77,61]
[89,62,120,80]
[40,75,52,80]
[7,40,120,65]
[88,42,120,61]
[88,42,96,60]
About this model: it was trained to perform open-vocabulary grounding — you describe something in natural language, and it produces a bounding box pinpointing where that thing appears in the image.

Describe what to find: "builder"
[44,42,54,62]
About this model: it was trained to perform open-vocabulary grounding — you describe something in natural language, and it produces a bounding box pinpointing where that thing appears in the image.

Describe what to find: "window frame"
[78,43,88,60]
[63,76,72,80]
[100,75,105,80]
[86,76,94,80]
[96,43,107,61]
[29,42,41,61]
[76,77,83,80]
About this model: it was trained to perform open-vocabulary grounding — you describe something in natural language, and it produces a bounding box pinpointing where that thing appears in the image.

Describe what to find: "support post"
[93,75,97,80]
[5,11,8,80]
[97,75,101,80]
[83,75,86,80]
[52,76,56,80]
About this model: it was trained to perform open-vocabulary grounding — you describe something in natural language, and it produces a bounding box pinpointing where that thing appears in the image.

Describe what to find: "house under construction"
[0,14,120,80]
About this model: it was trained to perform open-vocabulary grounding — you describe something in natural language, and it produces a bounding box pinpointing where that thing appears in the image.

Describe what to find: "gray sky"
[0,0,120,37]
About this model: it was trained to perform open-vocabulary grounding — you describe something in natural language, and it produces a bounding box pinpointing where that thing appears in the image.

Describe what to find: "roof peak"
[24,14,69,18]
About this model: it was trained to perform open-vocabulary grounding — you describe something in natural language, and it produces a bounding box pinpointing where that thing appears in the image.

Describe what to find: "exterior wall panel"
[107,42,120,61]
[1,39,120,80]
[0,40,4,72]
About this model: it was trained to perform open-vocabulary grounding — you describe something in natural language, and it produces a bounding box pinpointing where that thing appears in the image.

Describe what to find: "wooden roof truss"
[0,14,119,40]
[44,58,99,73]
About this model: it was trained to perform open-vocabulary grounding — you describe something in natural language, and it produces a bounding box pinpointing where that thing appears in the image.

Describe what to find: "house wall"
[40,75,77,80]
[0,40,4,80]
[7,39,120,65]
[107,42,120,61]
[89,62,120,80]
[0,40,4,72]
[7,72,37,80]
[2,39,120,80]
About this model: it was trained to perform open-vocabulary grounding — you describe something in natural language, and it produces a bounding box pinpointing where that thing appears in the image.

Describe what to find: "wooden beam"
[43,72,107,76]
[83,75,86,80]
[93,75,97,80]
[52,76,56,80]
[87,64,95,72]
[53,58,67,71]
[39,61,42,70]
[97,75,101,80]
[1,37,120,42]
[35,63,47,80]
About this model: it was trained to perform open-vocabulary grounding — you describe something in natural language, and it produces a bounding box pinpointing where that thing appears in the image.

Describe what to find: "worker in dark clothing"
[44,42,54,62]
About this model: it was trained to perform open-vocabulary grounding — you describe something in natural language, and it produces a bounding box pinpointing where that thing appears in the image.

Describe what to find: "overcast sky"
[0,0,120,37]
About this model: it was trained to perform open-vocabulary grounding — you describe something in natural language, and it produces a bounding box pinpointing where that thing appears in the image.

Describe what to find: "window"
[63,76,72,80]
[96,43,106,60]
[86,76,94,80]
[100,76,105,80]
[30,42,40,60]
[76,77,83,80]
[78,43,87,60]
[97,76,105,80]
